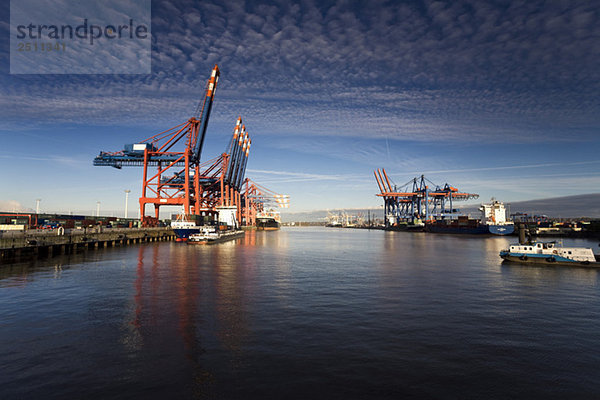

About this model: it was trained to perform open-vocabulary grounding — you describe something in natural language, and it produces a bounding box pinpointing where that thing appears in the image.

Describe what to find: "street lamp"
[124,190,131,218]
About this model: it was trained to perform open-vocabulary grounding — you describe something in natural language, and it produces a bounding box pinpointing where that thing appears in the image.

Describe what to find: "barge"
[186,227,245,245]
[172,205,240,241]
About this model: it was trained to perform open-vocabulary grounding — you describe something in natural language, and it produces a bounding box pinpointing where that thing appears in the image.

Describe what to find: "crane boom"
[192,64,220,162]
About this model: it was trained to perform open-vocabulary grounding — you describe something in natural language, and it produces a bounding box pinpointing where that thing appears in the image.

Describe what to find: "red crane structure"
[94,65,220,225]
[221,117,252,225]
[243,179,290,226]
[94,65,288,227]
[374,168,478,228]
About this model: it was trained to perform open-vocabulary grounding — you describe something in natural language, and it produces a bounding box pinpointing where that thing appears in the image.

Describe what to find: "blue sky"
[1,0,599,216]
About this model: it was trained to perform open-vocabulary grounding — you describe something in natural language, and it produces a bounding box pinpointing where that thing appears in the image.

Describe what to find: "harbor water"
[1,227,600,399]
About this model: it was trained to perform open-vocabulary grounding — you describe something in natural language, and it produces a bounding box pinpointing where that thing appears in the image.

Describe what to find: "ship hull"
[426,223,488,234]
[257,218,280,230]
[386,223,425,232]
[172,227,201,241]
[426,222,514,235]
[488,224,515,235]
[500,253,600,268]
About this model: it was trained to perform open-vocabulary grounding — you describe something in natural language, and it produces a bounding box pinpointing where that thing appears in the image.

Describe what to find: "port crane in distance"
[374,168,478,228]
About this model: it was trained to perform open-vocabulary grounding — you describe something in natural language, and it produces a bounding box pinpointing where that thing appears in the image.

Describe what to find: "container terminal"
[2,65,598,260]
[373,168,506,234]
[1,65,292,262]
[369,168,599,237]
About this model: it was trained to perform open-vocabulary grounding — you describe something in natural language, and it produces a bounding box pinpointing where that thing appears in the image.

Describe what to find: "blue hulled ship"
[426,199,514,235]
[479,200,514,235]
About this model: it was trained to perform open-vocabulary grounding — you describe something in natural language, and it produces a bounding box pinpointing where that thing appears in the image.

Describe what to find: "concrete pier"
[0,227,175,265]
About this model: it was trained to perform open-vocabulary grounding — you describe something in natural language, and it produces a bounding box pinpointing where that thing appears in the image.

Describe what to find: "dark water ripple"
[1,227,600,399]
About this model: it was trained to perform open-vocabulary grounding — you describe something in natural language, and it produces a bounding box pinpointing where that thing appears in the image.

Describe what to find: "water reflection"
[0,250,102,288]
[2,228,600,399]
[483,236,511,255]
[212,244,250,365]
[242,228,290,249]
[124,237,282,396]
[500,258,600,286]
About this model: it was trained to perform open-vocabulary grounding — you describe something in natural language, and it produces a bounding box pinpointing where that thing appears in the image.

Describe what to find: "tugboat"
[500,241,600,267]
[499,226,600,267]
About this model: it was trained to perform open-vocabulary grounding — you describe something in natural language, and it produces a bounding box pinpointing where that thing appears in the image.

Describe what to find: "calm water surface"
[1,227,600,399]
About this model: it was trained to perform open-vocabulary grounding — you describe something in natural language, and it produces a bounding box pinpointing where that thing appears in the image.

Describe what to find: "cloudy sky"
[1,0,599,216]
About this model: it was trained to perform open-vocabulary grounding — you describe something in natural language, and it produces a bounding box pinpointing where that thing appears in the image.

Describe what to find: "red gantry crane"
[94,65,288,228]
[94,65,227,226]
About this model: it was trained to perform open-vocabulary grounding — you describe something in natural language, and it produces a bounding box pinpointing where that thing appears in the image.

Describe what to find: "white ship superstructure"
[479,199,514,235]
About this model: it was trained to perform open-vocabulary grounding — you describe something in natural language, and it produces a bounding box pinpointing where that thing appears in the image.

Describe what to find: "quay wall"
[0,227,175,265]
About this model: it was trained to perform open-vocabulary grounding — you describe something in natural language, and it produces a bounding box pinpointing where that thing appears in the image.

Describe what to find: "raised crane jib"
[192,64,220,163]
[226,118,242,184]
[236,136,250,189]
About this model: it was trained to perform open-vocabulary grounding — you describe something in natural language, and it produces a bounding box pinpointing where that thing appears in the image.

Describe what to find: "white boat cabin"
[189,226,220,241]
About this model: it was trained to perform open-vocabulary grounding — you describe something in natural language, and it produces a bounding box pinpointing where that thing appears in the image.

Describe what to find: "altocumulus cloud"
[0,0,598,143]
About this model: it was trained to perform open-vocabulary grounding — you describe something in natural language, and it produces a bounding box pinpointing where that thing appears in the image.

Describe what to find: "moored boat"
[171,214,201,241]
[256,209,281,230]
[500,241,600,267]
[172,205,240,241]
[187,226,245,244]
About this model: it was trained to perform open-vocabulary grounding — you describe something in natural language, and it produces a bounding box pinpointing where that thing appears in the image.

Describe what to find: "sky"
[0,0,599,217]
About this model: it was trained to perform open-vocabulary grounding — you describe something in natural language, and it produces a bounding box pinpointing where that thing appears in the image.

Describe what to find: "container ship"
[426,200,514,235]
[256,210,281,230]
[479,199,515,235]
[171,214,202,241]
[426,215,488,234]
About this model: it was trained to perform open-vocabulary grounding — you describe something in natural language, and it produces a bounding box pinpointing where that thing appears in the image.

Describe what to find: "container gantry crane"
[374,168,478,228]
[221,117,252,224]
[93,65,287,228]
[243,180,289,227]
[93,65,247,226]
